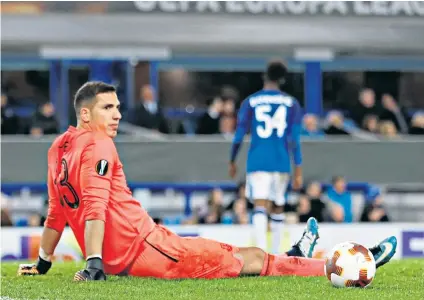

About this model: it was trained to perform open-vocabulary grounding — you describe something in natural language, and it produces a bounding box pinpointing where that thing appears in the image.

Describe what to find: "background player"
[18,81,396,282]
[229,60,303,254]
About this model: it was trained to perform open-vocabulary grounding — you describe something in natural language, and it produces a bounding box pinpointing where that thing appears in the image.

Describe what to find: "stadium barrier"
[2,223,423,262]
[2,137,424,184]
[1,182,373,216]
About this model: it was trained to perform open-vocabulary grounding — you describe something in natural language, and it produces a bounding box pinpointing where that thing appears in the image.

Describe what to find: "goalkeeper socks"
[252,207,268,251]
[36,256,52,274]
[270,213,284,254]
[260,253,325,277]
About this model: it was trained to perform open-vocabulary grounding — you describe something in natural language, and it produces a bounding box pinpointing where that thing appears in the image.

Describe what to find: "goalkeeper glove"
[18,256,52,276]
[74,257,106,281]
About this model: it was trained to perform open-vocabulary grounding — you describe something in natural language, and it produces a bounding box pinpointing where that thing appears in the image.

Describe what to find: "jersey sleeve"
[289,100,303,166]
[230,99,252,162]
[80,137,116,222]
[44,167,67,233]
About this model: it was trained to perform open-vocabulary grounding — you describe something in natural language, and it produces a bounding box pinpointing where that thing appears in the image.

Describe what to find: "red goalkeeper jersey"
[44,126,155,274]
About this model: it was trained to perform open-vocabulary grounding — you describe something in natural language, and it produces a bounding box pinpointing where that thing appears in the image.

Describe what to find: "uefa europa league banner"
[133,1,424,17]
[2,1,424,17]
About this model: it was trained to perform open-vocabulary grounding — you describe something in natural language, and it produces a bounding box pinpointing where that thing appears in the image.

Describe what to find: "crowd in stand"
[3,84,423,138]
[175,176,390,226]
[1,176,390,227]
[2,92,59,136]
[125,85,424,137]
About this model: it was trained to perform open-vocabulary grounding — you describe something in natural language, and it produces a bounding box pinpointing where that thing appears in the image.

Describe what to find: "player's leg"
[246,172,273,251]
[126,221,320,279]
[237,247,325,277]
[270,203,284,254]
[126,225,244,279]
[238,238,398,277]
[269,172,290,254]
[238,216,323,277]
[125,239,177,278]
[126,223,396,280]
[253,199,272,251]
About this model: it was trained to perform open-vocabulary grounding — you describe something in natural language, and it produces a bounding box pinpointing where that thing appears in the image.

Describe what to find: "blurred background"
[1,1,423,260]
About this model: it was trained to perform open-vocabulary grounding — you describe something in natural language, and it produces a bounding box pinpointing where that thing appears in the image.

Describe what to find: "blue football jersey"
[230,89,303,173]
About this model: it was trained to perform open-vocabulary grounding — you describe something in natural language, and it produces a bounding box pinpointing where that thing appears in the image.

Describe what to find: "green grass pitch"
[1,259,423,300]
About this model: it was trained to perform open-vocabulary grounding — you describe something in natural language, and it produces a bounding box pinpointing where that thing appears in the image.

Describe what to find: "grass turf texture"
[1,259,423,300]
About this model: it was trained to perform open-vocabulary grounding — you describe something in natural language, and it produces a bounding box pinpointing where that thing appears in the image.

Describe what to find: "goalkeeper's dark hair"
[74,81,116,114]
[265,59,287,83]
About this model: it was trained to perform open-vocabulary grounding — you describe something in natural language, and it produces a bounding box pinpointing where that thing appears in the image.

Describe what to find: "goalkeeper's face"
[89,92,122,138]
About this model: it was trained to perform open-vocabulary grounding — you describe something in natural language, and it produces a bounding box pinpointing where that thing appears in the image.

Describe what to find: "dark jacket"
[129,103,169,134]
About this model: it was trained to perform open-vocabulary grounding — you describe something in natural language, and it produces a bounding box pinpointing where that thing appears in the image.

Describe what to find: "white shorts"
[245,172,290,206]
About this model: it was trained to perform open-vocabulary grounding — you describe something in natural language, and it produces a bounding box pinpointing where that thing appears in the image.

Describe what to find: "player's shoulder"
[48,131,68,154]
[74,131,118,164]
[84,130,112,142]
[80,130,116,150]
[278,91,300,108]
[49,129,115,152]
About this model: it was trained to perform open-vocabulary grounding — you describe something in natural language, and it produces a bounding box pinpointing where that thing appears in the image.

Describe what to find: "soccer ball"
[325,241,376,288]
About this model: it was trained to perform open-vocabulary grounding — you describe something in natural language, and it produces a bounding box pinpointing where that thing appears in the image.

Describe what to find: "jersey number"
[255,105,287,138]
[58,159,80,209]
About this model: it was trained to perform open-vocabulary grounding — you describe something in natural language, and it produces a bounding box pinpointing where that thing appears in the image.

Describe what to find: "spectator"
[409,112,424,135]
[328,203,345,223]
[297,181,326,223]
[28,212,43,227]
[1,92,20,135]
[232,198,250,224]
[326,176,353,223]
[324,111,350,135]
[196,96,223,134]
[226,181,254,212]
[1,193,14,226]
[128,85,169,134]
[30,102,59,136]
[297,195,311,223]
[30,127,44,137]
[360,187,390,222]
[219,115,236,138]
[362,115,379,133]
[220,96,237,138]
[351,88,379,126]
[1,209,14,226]
[197,188,225,224]
[379,121,398,138]
[301,114,324,137]
[222,96,236,117]
[379,94,409,134]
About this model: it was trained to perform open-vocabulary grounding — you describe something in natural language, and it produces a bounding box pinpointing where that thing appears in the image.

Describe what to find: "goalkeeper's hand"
[74,257,106,281]
[18,256,52,276]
